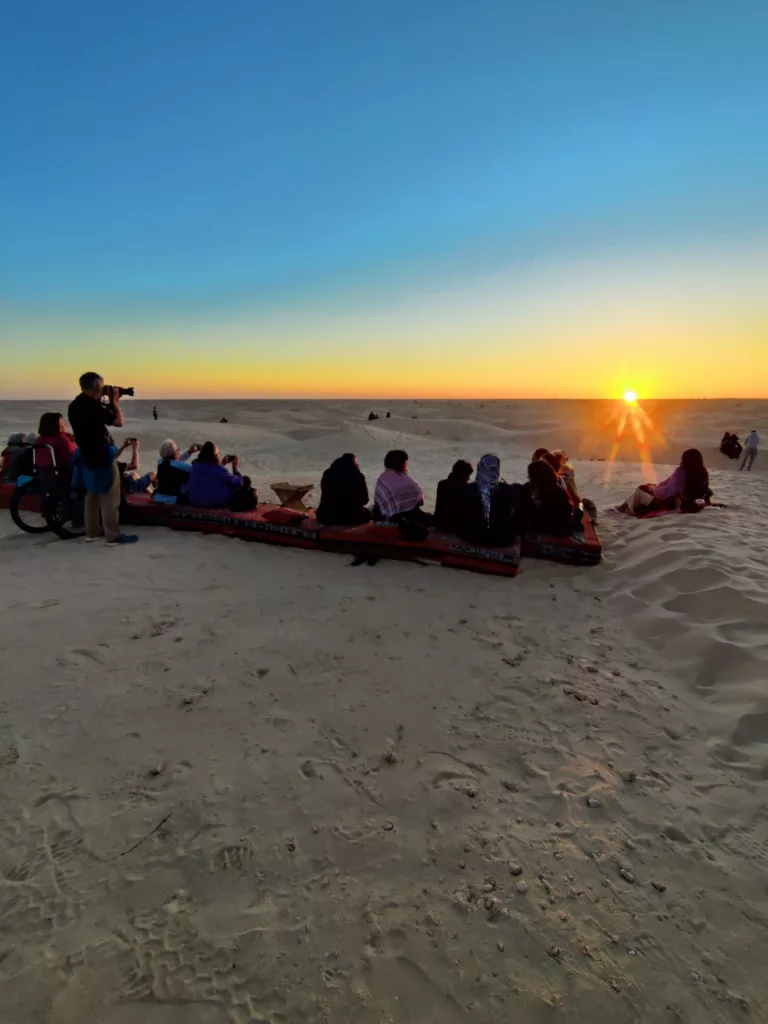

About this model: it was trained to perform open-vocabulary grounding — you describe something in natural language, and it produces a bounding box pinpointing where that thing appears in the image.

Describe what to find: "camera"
[103,385,135,400]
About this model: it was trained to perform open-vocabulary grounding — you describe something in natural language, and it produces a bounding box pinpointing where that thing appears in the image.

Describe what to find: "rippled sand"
[0,397,766,1023]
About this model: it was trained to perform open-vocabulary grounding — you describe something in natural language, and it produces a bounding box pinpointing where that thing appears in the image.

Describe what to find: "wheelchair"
[10,444,85,539]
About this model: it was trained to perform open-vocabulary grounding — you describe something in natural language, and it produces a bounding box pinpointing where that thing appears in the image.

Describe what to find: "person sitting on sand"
[434,459,473,533]
[316,453,372,526]
[514,460,579,536]
[153,440,200,504]
[720,433,742,459]
[623,448,712,515]
[373,450,432,525]
[32,412,77,473]
[187,441,257,511]
[120,438,157,495]
[457,454,519,547]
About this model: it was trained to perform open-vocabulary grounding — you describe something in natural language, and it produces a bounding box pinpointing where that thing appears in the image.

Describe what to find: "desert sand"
[1,397,767,1024]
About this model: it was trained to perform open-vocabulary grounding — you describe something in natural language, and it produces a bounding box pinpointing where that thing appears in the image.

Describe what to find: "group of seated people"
[316,447,585,546]
[152,440,257,512]
[720,433,743,460]
[6,413,258,513]
[9,414,712,536]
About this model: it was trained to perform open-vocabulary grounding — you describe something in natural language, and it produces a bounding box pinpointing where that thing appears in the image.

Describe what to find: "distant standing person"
[741,430,759,471]
[153,405,158,420]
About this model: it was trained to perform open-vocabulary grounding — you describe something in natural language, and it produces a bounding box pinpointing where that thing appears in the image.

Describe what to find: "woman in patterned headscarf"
[475,454,502,525]
[458,453,520,547]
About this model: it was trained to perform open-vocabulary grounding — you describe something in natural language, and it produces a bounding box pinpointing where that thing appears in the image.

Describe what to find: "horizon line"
[1,395,766,403]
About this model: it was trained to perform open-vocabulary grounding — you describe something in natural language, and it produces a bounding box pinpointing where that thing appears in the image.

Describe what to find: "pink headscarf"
[374,468,424,519]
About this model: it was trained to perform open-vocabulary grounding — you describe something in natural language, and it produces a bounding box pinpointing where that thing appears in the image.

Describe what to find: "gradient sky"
[2,0,767,398]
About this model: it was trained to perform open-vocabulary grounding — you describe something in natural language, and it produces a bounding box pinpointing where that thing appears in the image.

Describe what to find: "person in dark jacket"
[187,442,257,511]
[514,460,578,536]
[457,454,520,547]
[153,439,199,504]
[434,460,473,533]
[316,453,372,526]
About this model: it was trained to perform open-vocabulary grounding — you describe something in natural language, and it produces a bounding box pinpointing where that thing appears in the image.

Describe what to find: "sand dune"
[1,398,766,1022]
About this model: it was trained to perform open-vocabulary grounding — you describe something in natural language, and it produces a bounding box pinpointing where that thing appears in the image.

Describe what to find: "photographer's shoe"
[106,534,139,547]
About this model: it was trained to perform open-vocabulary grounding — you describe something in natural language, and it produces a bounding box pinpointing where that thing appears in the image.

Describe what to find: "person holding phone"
[153,439,200,504]
[186,442,257,511]
[120,438,157,494]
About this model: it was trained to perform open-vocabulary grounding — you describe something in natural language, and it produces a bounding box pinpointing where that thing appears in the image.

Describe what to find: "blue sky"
[2,1,767,396]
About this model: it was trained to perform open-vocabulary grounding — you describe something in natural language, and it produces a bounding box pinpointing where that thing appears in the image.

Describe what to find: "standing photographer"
[68,372,139,546]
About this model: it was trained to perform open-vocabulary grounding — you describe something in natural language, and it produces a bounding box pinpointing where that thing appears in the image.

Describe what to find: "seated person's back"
[32,413,77,473]
[187,442,250,508]
[515,460,577,536]
[434,460,473,533]
[458,454,519,547]
[154,439,198,503]
[374,450,425,520]
[316,453,371,526]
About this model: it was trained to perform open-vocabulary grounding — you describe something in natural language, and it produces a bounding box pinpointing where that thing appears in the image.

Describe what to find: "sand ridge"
[0,398,766,1022]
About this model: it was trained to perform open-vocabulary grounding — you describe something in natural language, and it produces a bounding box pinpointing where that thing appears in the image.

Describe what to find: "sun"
[623,389,638,404]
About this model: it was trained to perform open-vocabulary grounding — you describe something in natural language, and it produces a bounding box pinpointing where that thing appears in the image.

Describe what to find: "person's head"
[37,412,65,438]
[681,448,705,474]
[329,452,360,475]
[527,459,559,498]
[552,449,568,464]
[197,441,220,464]
[477,453,501,483]
[449,459,473,483]
[79,372,104,399]
[532,447,552,462]
[542,451,563,472]
[159,439,180,461]
[680,448,709,499]
[384,449,409,473]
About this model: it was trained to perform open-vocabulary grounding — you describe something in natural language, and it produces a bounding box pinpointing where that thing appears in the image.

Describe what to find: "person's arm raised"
[125,440,139,473]
[111,392,124,428]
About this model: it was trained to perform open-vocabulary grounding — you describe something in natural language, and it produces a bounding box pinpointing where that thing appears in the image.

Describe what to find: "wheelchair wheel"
[10,480,50,533]
[47,491,86,540]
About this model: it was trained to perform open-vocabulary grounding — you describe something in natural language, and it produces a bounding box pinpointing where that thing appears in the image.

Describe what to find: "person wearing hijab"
[457,453,520,547]
[514,460,578,536]
[623,449,712,515]
[316,453,372,526]
[434,459,473,533]
[373,450,431,524]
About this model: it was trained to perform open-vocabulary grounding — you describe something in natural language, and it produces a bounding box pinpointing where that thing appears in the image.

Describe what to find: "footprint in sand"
[136,659,168,680]
[208,843,260,873]
[416,752,484,791]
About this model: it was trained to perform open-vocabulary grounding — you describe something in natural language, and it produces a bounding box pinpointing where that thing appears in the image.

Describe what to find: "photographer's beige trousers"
[84,462,122,543]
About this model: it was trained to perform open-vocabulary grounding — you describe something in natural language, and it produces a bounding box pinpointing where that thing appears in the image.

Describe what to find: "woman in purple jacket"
[187,442,257,511]
[623,449,712,516]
